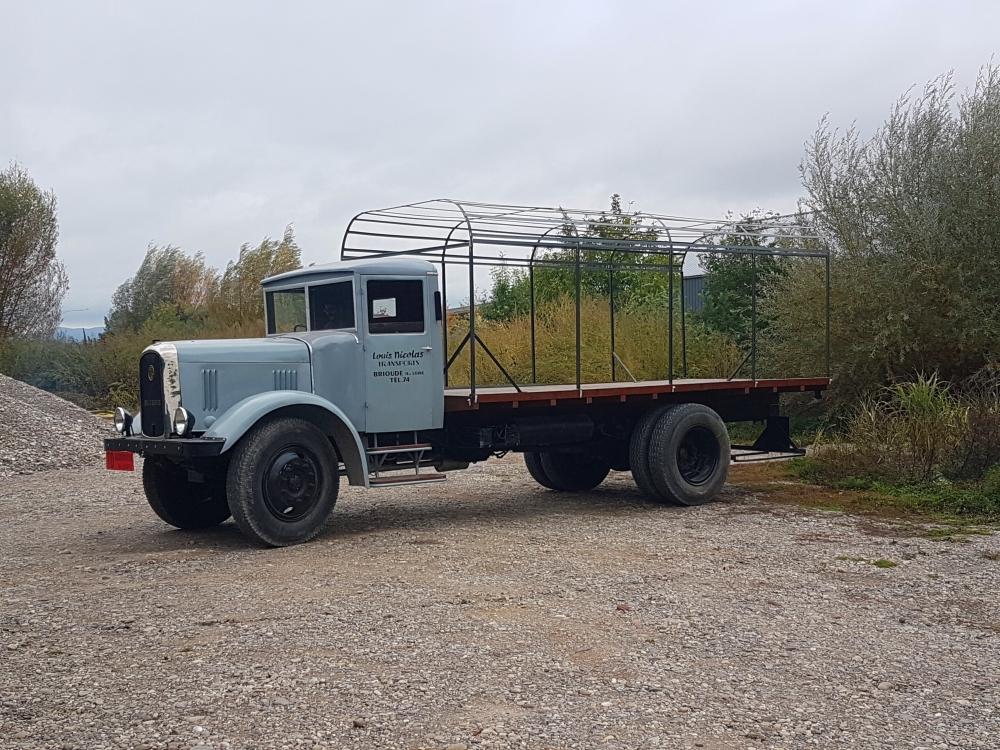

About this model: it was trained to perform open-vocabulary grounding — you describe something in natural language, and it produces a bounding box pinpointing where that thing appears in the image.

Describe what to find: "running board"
[369,473,447,487]
[366,442,433,456]
[366,440,444,488]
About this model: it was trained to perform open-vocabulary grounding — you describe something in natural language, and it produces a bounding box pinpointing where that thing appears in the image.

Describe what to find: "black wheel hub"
[263,447,321,521]
[677,426,720,485]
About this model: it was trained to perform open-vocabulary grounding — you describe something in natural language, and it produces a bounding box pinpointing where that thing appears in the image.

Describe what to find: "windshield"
[266,288,306,334]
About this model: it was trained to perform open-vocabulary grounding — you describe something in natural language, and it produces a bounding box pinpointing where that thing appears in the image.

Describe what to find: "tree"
[214,226,301,323]
[0,163,68,340]
[699,210,787,348]
[482,264,530,322]
[483,194,678,320]
[765,63,1000,400]
[105,245,218,333]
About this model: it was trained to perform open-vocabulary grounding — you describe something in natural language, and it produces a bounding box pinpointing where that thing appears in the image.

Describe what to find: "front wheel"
[142,457,231,529]
[226,417,340,547]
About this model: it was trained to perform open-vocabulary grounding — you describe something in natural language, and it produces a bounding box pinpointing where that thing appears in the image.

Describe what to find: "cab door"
[361,273,443,433]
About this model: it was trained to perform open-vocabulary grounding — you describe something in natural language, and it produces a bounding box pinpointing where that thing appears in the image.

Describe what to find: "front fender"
[203,392,369,487]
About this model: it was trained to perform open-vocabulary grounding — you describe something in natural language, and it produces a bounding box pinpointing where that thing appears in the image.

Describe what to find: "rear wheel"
[539,450,610,491]
[142,457,231,529]
[629,406,670,500]
[646,404,729,506]
[524,451,558,490]
[226,417,340,547]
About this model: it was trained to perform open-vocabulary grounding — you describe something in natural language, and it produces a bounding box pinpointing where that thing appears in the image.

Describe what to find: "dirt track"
[1,456,998,750]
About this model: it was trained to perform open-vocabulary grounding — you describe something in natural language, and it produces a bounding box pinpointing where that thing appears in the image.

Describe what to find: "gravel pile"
[1,456,998,750]
[0,373,114,478]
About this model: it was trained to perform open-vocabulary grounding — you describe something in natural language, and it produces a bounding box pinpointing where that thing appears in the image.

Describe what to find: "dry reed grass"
[444,296,743,387]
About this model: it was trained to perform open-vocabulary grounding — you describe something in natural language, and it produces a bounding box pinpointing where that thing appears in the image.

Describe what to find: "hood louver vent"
[273,369,298,391]
[202,368,219,411]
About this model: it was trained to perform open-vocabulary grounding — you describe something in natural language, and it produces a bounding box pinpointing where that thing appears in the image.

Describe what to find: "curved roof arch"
[341,198,826,271]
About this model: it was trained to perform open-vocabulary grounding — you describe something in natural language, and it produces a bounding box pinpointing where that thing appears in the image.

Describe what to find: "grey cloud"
[3,0,998,326]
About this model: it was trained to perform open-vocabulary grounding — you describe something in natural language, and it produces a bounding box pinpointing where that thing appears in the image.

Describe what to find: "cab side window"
[309,281,355,330]
[367,279,424,334]
[266,288,306,334]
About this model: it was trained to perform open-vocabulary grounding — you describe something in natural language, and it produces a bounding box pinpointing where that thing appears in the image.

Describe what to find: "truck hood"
[169,336,310,364]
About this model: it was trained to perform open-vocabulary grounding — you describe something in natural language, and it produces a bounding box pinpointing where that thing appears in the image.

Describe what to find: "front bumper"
[104,435,225,458]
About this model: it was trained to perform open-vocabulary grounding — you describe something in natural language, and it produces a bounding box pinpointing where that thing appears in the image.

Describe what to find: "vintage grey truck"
[104,200,830,546]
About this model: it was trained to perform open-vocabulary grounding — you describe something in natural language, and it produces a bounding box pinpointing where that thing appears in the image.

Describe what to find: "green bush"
[763,66,1000,406]
[810,372,999,484]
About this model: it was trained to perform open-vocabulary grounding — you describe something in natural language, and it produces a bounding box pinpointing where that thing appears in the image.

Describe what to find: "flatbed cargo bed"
[444,376,830,411]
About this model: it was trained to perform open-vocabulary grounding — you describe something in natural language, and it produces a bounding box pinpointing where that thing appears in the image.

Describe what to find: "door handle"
[421,346,433,351]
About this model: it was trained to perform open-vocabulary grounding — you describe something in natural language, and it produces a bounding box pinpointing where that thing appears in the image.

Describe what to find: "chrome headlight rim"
[172,406,193,436]
[113,407,133,435]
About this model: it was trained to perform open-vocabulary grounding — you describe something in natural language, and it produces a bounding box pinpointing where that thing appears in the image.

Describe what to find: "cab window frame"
[366,278,426,335]
[308,278,356,332]
[265,285,307,335]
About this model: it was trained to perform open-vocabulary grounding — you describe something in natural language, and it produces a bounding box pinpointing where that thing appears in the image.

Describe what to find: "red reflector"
[106,450,135,471]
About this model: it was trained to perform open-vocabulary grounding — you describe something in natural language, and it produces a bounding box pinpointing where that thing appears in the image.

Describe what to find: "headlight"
[172,407,193,436]
[113,407,133,435]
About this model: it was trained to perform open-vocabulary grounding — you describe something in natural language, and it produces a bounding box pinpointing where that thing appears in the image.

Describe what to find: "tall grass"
[809,371,1000,484]
[445,296,743,387]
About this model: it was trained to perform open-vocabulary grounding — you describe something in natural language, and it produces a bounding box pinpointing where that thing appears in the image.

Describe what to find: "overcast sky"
[3,1,999,327]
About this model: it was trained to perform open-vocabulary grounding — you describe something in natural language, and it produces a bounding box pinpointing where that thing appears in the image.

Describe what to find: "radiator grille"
[139,351,165,437]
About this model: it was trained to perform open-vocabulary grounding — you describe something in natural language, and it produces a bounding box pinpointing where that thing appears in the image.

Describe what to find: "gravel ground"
[2,455,998,750]
[0,374,113,478]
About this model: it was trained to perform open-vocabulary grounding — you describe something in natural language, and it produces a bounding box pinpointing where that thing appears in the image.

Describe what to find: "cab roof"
[261,257,437,289]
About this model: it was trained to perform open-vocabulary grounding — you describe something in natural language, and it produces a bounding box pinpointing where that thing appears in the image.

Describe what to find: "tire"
[647,404,730,506]
[226,417,340,547]
[142,457,231,530]
[539,450,610,491]
[524,451,559,490]
[629,406,671,500]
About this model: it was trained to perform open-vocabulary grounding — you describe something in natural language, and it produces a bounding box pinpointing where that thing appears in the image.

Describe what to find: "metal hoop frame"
[341,199,830,401]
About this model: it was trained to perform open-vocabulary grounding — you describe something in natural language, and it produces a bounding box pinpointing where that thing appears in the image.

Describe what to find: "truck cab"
[106,258,449,546]
[260,258,444,433]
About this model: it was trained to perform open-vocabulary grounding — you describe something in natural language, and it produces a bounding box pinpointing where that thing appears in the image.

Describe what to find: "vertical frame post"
[443,202,476,403]
[680,263,688,378]
[441,256,448,386]
[668,250,674,383]
[575,242,582,390]
[751,247,758,381]
[825,253,832,378]
[468,244,476,399]
[609,266,616,382]
[653,220,678,384]
[529,255,537,384]
[440,220,463,388]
